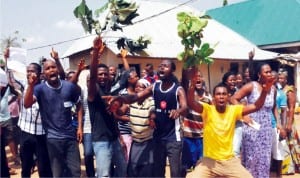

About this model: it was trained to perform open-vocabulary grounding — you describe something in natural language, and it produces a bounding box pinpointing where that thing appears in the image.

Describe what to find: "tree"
[0,31,26,67]
[0,31,26,51]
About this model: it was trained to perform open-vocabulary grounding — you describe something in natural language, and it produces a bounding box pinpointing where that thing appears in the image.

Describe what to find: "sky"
[0,0,245,65]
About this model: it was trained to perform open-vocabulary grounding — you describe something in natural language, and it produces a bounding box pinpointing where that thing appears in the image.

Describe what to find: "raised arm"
[230,82,253,105]
[70,59,86,84]
[88,36,105,102]
[120,49,130,71]
[242,80,274,116]
[24,72,38,108]
[50,47,66,80]
[187,68,203,114]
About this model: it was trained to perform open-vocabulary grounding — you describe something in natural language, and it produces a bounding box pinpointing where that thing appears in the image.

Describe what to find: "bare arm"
[50,48,66,80]
[24,73,38,108]
[230,82,253,105]
[76,101,83,143]
[286,90,296,132]
[120,49,130,71]
[242,80,274,116]
[88,36,105,102]
[187,68,203,114]
[70,59,86,84]
[169,87,188,119]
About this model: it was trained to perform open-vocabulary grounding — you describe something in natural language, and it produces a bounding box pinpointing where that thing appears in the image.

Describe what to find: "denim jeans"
[47,138,81,177]
[93,139,127,178]
[83,133,95,177]
[233,121,243,157]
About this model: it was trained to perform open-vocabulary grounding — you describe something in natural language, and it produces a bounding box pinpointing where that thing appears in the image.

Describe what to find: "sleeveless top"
[153,81,181,141]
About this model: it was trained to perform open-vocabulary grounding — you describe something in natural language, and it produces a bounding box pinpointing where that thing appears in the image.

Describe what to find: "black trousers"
[19,131,52,177]
[153,140,184,178]
[1,131,9,178]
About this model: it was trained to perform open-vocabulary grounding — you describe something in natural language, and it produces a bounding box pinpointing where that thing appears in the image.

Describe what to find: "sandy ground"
[6,114,300,178]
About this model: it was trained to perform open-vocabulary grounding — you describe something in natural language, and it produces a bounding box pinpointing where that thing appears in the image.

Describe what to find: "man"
[88,36,126,177]
[187,68,274,178]
[18,62,52,177]
[181,70,212,174]
[24,59,83,177]
[144,63,159,84]
[112,59,188,177]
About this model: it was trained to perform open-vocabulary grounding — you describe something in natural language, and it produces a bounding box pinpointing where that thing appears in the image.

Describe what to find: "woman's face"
[225,75,236,90]
[135,81,146,93]
[259,64,272,83]
[244,68,251,81]
[235,74,243,88]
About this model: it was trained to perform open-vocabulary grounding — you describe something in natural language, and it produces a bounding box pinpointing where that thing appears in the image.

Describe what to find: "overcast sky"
[0,0,245,63]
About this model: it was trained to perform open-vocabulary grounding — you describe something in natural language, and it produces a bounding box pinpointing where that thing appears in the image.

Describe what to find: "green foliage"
[74,0,139,34]
[73,0,101,34]
[74,0,149,54]
[177,12,214,69]
[0,31,26,51]
[116,35,151,55]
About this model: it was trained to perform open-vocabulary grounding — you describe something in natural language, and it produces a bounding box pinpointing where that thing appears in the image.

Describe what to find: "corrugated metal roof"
[63,0,277,60]
[206,0,300,46]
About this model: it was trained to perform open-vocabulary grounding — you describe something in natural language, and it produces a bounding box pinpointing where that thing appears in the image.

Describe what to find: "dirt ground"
[6,114,300,178]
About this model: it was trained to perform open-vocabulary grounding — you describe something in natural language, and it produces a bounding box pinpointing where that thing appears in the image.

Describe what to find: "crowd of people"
[0,36,298,178]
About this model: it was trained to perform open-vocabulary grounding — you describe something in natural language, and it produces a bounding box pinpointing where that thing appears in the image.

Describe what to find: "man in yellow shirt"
[187,69,274,178]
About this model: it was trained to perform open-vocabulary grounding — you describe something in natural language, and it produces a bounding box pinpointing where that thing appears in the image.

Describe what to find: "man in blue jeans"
[24,59,83,177]
[88,36,127,177]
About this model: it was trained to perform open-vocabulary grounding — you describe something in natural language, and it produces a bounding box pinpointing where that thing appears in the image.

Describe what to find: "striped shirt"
[118,88,132,135]
[82,87,92,133]
[129,97,155,142]
[18,86,45,135]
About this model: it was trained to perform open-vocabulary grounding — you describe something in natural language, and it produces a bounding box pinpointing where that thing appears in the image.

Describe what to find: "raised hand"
[27,73,38,86]
[262,75,275,92]
[77,58,86,72]
[120,49,128,58]
[248,48,255,60]
[93,36,106,54]
[50,47,59,60]
[3,48,9,60]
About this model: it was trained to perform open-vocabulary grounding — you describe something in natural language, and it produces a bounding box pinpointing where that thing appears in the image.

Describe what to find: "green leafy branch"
[74,0,139,34]
[116,35,151,55]
[177,12,214,69]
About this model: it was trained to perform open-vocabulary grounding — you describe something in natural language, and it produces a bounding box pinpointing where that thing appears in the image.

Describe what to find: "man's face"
[43,60,59,83]
[158,60,172,80]
[97,67,109,87]
[145,65,154,76]
[26,64,39,81]
[213,87,228,107]
[109,66,117,81]
[195,72,204,90]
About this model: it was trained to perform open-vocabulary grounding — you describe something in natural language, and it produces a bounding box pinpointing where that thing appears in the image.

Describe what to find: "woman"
[231,63,275,178]
[221,71,236,97]
[127,79,155,177]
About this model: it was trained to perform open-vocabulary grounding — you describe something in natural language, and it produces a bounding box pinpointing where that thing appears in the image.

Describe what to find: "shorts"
[271,127,285,160]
